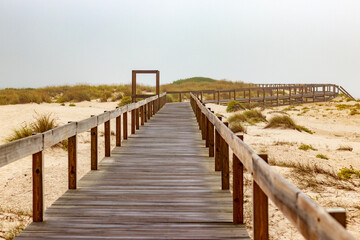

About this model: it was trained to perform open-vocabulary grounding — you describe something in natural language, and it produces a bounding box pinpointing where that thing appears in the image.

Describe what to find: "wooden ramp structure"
[16,102,250,239]
[0,91,355,240]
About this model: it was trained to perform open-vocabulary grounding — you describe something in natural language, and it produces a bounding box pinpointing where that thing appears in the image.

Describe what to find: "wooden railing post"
[68,134,77,189]
[208,111,215,157]
[123,112,128,140]
[221,122,229,190]
[141,105,145,126]
[131,109,136,134]
[91,125,98,170]
[215,116,222,171]
[233,135,244,224]
[136,108,140,130]
[104,117,110,157]
[144,104,148,123]
[32,150,44,222]
[201,112,206,140]
[253,154,269,240]
[116,113,121,147]
[205,116,209,147]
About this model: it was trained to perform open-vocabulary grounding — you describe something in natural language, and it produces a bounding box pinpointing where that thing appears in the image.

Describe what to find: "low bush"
[299,144,317,151]
[338,167,360,180]
[228,109,266,125]
[265,115,298,130]
[69,103,76,107]
[5,124,33,142]
[316,154,329,160]
[229,122,247,133]
[118,96,132,106]
[226,100,245,112]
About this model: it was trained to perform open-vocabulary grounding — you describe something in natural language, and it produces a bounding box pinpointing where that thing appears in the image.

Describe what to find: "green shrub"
[298,144,317,151]
[229,122,247,133]
[265,115,298,130]
[166,95,174,103]
[5,124,33,142]
[69,103,76,107]
[118,96,132,106]
[338,167,360,180]
[316,154,329,160]
[31,113,58,133]
[6,113,58,142]
[228,110,266,125]
[60,103,65,106]
[297,125,314,134]
[226,101,245,112]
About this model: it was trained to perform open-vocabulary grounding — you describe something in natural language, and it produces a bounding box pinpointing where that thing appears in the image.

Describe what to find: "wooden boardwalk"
[17,102,250,240]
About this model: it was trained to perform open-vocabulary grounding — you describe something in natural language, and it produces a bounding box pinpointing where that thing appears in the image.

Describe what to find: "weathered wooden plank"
[43,122,77,148]
[97,111,110,125]
[32,151,43,222]
[68,135,77,189]
[77,116,97,133]
[0,134,43,167]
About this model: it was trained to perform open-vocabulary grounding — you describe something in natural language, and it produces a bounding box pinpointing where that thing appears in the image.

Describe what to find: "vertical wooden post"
[179,92,182,102]
[32,151,44,222]
[215,116,222,171]
[136,108,140,130]
[253,154,269,240]
[116,114,121,146]
[208,112,215,157]
[221,122,229,190]
[141,105,145,125]
[205,117,209,147]
[68,135,77,189]
[217,91,220,104]
[201,112,206,140]
[105,119,110,157]
[276,88,279,106]
[91,126,98,170]
[131,109,136,134]
[123,112,128,140]
[233,135,244,224]
[144,104,148,123]
[234,90,236,100]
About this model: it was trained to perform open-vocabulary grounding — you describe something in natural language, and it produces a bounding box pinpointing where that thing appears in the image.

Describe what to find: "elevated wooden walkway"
[17,103,250,239]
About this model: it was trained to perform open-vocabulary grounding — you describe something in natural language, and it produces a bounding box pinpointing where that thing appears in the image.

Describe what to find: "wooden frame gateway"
[132,70,160,103]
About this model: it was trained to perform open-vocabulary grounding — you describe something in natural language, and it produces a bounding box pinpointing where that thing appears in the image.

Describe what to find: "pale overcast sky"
[0,0,359,98]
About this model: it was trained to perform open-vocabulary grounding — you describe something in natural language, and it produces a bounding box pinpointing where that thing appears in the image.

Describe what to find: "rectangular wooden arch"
[132,70,160,103]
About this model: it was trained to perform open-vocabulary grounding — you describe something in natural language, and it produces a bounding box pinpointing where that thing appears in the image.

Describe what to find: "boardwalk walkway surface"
[17,102,250,239]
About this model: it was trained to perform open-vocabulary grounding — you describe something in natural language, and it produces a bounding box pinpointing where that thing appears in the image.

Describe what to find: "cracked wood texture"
[17,102,249,240]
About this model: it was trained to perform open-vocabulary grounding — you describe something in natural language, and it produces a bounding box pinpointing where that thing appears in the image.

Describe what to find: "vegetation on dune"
[337,167,360,180]
[228,109,266,125]
[316,154,329,160]
[6,113,58,142]
[229,122,247,133]
[118,96,132,107]
[298,144,317,151]
[265,115,313,133]
[171,77,216,85]
[226,101,245,112]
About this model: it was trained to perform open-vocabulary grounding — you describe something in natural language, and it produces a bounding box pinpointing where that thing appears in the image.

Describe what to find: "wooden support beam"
[104,119,110,157]
[233,135,244,224]
[91,126,98,170]
[209,111,215,157]
[141,105,145,125]
[144,104,148,123]
[215,116,222,171]
[221,122,229,190]
[116,115,121,146]
[123,112,128,140]
[131,109,136,134]
[32,151,44,222]
[253,154,269,240]
[68,135,77,189]
[136,108,140,130]
[205,117,209,147]
[201,113,206,140]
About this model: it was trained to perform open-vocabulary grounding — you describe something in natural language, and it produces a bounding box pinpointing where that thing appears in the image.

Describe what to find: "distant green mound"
[172,77,217,85]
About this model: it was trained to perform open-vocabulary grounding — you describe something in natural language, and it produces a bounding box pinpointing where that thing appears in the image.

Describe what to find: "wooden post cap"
[326,208,346,228]
[224,122,229,127]
[258,154,268,163]
[218,116,222,121]
[236,135,244,141]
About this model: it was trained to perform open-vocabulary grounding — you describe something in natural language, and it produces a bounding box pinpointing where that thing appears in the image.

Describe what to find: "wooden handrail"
[190,93,355,240]
[0,93,167,222]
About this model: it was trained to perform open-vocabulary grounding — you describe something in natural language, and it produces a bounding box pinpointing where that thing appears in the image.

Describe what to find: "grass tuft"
[299,144,317,151]
[316,154,329,160]
[338,167,360,180]
[265,115,297,130]
[229,122,247,133]
[118,96,132,107]
[337,146,353,151]
[226,101,245,112]
[228,109,266,125]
